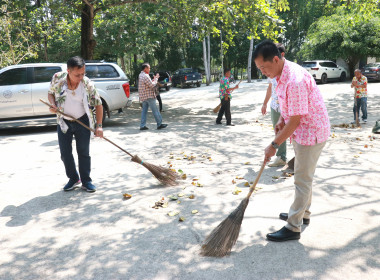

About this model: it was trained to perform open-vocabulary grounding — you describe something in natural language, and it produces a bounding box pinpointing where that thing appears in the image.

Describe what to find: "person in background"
[261,43,293,169]
[48,56,103,193]
[216,68,239,126]
[351,69,368,124]
[138,63,167,130]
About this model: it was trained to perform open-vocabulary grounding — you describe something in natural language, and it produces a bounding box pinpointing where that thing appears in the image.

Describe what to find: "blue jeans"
[140,98,162,128]
[58,115,92,184]
[353,97,367,120]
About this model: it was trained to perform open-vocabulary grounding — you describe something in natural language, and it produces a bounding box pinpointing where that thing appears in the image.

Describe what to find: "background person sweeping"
[48,56,103,193]
[254,40,330,242]
[216,68,239,126]
[351,69,368,124]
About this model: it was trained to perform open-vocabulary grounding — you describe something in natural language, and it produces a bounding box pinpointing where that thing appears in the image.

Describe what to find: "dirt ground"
[1,80,379,280]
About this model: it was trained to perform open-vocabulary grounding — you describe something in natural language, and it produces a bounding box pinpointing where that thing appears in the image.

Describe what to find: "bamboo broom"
[40,99,179,186]
[200,162,265,257]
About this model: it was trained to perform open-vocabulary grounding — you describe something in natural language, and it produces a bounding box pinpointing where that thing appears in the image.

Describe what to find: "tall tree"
[299,9,380,77]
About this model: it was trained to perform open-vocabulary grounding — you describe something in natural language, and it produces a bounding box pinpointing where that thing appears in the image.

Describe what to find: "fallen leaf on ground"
[177,169,184,174]
[232,179,236,184]
[123,193,132,200]
[232,187,242,195]
[196,183,203,187]
[364,144,368,148]
[272,176,279,179]
[192,210,198,214]
[244,162,250,165]
[181,174,187,180]
[192,178,199,181]
[244,182,250,187]
[177,200,181,204]
[188,194,195,199]
[168,211,180,217]
[168,195,178,200]
[179,216,185,222]
[354,155,359,158]
[178,193,185,197]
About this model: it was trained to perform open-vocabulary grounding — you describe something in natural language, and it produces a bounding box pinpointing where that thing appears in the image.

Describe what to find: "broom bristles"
[200,197,250,257]
[131,155,179,186]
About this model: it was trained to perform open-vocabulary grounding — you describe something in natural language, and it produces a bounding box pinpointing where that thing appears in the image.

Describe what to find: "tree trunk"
[247,38,254,83]
[81,2,96,60]
[120,55,126,73]
[207,35,211,84]
[202,37,210,86]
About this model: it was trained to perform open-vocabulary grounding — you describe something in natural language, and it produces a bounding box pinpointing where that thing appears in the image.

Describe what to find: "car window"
[0,68,27,86]
[86,65,119,78]
[302,62,317,68]
[326,62,337,68]
[366,63,380,67]
[33,66,62,83]
[319,62,328,67]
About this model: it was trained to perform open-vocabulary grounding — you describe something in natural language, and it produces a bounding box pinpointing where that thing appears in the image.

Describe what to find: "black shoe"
[266,226,300,242]
[140,126,149,130]
[216,121,222,125]
[279,212,310,225]
[157,124,168,129]
[226,123,235,126]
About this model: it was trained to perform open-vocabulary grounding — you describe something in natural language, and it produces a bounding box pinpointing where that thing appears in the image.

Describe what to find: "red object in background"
[184,75,187,81]
[122,82,130,98]
[311,67,319,70]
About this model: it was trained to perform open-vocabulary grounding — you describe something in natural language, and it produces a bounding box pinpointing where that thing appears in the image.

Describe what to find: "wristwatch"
[271,141,279,149]
[96,124,103,128]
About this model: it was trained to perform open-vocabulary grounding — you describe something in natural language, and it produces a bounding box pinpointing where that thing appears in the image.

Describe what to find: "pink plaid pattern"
[138,71,157,102]
[276,59,330,145]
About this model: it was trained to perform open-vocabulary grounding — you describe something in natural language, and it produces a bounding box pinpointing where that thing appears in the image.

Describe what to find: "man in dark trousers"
[216,68,239,126]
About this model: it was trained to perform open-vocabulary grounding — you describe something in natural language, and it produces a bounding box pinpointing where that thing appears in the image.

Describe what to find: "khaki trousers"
[286,140,326,232]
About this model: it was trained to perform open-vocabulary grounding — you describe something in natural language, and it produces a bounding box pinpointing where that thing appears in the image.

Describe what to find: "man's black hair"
[142,63,150,71]
[67,56,85,69]
[224,68,231,75]
[253,40,282,62]
[275,43,286,54]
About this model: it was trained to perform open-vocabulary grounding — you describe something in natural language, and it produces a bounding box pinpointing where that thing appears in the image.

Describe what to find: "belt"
[64,114,86,122]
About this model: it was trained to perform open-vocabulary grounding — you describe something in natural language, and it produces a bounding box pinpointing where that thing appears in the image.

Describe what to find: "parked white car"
[0,62,132,122]
[302,60,347,84]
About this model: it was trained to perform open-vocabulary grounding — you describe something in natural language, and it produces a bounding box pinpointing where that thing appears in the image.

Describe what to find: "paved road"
[1,80,379,280]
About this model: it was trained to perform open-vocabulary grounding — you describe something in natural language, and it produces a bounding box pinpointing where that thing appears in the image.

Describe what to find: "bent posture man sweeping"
[254,41,330,241]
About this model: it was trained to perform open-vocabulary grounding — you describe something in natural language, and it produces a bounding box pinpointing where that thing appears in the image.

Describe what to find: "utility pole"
[220,29,223,78]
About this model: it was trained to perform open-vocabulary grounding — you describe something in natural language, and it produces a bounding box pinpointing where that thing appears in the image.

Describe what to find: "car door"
[327,62,340,79]
[0,67,32,119]
[31,66,63,116]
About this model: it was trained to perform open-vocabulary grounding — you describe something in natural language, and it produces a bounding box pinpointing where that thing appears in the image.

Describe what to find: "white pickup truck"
[0,62,132,123]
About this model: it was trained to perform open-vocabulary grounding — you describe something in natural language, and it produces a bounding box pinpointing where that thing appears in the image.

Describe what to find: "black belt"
[64,114,86,122]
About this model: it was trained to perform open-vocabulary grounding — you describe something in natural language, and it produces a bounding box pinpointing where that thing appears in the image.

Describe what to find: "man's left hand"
[95,127,103,138]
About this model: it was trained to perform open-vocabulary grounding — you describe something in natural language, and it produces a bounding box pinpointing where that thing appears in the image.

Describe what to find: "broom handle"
[246,162,265,199]
[40,99,134,158]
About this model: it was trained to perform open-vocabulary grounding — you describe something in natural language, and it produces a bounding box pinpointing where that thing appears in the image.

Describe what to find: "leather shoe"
[157,124,168,129]
[140,126,149,130]
[266,226,300,242]
[216,121,222,125]
[279,212,310,225]
[226,123,235,126]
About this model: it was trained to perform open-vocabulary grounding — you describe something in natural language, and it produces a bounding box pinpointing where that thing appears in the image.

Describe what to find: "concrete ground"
[1,80,379,280]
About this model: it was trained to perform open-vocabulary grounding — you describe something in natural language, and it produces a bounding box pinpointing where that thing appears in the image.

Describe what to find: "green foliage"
[300,8,380,76]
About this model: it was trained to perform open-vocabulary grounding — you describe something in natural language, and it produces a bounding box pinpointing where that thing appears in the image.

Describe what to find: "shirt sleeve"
[142,74,157,89]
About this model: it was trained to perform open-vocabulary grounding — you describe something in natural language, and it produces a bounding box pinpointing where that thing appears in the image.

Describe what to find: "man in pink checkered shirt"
[254,40,330,242]
[138,63,167,130]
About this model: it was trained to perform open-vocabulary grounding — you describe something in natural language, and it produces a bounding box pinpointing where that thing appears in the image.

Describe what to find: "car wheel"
[340,72,346,82]
[196,82,201,87]
[166,86,170,91]
[321,73,328,84]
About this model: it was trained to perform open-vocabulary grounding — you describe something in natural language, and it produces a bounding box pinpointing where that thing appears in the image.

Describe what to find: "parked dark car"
[362,62,380,81]
[172,68,202,88]
[149,71,172,91]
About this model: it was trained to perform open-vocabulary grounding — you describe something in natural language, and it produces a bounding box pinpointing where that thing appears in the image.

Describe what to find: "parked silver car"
[302,60,347,84]
[0,62,131,122]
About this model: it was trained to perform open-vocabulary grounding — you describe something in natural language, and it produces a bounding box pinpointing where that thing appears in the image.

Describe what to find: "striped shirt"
[138,71,158,102]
